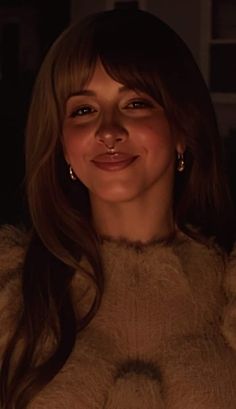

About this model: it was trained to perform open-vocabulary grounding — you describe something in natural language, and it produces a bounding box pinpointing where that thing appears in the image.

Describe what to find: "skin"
[63,61,184,243]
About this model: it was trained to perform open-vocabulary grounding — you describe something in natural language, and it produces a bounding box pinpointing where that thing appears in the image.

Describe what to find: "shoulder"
[221,243,236,351]
[0,223,29,290]
[174,232,236,350]
[0,224,29,355]
[0,223,28,270]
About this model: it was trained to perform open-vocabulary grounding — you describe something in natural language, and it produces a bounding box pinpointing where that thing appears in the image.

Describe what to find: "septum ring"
[106,146,116,154]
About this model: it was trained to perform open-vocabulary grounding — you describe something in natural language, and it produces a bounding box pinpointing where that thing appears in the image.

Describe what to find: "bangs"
[51,45,98,117]
[93,9,172,107]
[49,9,169,116]
[100,56,164,107]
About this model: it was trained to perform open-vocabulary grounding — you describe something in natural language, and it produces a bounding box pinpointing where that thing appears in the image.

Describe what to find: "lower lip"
[92,157,138,171]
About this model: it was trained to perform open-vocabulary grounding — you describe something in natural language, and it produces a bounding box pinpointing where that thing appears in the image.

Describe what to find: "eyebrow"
[68,86,132,98]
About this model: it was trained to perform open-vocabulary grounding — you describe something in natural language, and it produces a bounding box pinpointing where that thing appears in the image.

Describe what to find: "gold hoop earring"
[177,153,185,172]
[69,165,77,181]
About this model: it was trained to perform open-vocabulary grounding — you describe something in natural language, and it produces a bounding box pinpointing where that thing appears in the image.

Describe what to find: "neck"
[90,193,175,244]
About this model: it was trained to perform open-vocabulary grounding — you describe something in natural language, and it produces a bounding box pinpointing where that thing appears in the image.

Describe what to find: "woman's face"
[62,61,184,205]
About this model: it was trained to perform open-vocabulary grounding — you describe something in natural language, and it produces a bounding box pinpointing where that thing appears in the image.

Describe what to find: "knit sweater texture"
[0,225,236,408]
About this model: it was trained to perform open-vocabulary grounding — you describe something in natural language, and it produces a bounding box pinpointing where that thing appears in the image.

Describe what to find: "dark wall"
[0,0,70,225]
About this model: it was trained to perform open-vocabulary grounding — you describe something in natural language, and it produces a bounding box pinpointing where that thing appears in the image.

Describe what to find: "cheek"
[62,126,88,163]
[137,119,175,154]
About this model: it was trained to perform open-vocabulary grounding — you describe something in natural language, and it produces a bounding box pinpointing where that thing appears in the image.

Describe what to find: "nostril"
[95,124,128,146]
[115,136,124,143]
[96,133,124,149]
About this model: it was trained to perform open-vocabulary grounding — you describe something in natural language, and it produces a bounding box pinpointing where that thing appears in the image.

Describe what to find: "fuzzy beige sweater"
[1,225,236,408]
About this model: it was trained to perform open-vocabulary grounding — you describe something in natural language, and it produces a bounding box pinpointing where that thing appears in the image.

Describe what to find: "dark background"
[0,0,70,225]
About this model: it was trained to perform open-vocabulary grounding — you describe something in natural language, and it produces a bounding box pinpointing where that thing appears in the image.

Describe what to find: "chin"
[91,187,139,204]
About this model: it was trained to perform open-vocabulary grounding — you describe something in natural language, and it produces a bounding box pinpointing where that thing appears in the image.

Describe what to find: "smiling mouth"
[91,154,139,171]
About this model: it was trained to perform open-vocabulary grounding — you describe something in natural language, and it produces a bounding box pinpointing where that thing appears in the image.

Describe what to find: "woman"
[0,8,236,408]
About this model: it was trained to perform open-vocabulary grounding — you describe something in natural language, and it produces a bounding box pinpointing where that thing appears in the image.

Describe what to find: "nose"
[95,115,128,149]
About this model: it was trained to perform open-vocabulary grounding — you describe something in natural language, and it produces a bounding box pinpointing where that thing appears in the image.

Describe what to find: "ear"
[175,140,186,155]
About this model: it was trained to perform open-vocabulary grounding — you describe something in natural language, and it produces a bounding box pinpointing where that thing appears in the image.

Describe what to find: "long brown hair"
[0,9,235,408]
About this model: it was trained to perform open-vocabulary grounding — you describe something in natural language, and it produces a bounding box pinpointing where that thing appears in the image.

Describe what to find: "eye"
[70,106,96,118]
[126,99,154,109]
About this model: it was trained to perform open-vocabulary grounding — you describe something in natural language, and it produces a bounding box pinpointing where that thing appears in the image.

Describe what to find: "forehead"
[80,61,151,98]
[56,54,163,108]
[65,61,140,101]
[84,60,122,90]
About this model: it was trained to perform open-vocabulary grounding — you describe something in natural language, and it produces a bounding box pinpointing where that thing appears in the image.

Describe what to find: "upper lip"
[91,152,139,163]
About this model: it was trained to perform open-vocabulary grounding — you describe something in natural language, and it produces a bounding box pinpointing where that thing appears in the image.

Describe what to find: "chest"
[89,250,225,353]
